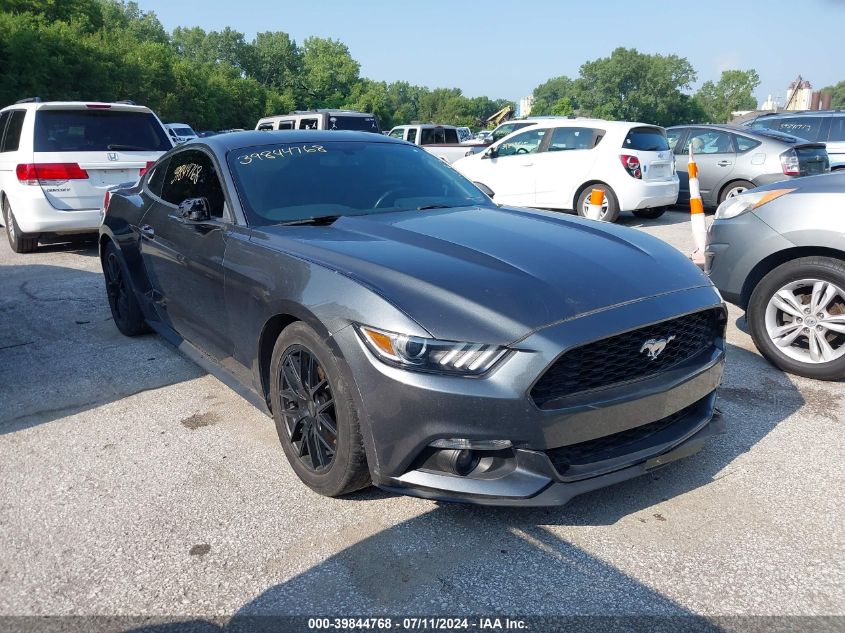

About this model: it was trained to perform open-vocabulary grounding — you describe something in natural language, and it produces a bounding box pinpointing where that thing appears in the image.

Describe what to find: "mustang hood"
[254,206,712,344]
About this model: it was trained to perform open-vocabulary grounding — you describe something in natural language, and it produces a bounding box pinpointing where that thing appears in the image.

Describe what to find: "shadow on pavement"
[0,263,204,432]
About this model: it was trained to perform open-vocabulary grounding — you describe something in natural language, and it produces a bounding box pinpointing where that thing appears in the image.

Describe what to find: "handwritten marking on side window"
[238,145,327,165]
[171,163,203,184]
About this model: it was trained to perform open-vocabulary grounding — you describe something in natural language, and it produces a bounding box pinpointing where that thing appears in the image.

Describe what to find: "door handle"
[521,163,534,167]
[140,224,155,239]
[717,160,733,167]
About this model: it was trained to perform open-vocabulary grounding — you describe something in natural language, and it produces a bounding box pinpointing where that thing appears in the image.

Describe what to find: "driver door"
[481,127,547,206]
[138,148,232,360]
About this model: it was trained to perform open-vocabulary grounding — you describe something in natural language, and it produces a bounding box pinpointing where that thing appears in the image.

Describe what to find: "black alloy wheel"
[102,241,148,336]
[278,345,338,472]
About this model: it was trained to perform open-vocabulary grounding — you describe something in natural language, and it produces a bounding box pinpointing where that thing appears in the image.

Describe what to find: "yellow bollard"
[688,148,706,267]
[586,188,605,221]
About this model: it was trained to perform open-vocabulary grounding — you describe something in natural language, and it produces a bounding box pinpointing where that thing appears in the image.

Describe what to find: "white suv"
[452,119,679,222]
[0,99,173,252]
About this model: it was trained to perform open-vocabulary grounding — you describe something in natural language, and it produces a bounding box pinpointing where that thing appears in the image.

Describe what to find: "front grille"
[531,309,722,408]
[545,399,700,475]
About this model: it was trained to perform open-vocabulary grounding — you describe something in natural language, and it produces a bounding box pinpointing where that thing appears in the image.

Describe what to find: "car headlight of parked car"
[355,324,508,375]
[714,188,795,220]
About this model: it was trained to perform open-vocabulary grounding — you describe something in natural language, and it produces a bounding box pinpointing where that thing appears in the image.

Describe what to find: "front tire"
[632,206,667,220]
[747,256,845,380]
[102,241,149,336]
[576,184,620,223]
[3,199,38,253]
[269,322,370,496]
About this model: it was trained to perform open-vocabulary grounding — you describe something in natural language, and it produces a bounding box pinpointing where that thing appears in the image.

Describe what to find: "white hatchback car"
[0,99,172,252]
[452,119,679,222]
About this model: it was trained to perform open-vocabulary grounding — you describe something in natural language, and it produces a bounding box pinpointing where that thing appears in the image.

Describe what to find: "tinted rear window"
[34,109,171,152]
[170,126,195,136]
[623,127,670,151]
[420,128,459,144]
[751,117,824,142]
[325,115,381,133]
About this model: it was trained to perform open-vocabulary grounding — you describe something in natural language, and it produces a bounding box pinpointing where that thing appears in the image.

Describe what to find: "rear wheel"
[747,257,845,380]
[576,184,620,223]
[3,199,38,253]
[102,241,149,336]
[632,206,667,220]
[719,180,755,205]
[269,322,370,496]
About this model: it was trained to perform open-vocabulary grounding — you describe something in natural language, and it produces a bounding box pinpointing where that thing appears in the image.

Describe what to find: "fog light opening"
[437,448,481,476]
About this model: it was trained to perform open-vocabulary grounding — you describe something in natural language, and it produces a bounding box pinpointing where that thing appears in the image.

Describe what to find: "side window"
[546,127,596,152]
[497,128,547,157]
[277,120,295,130]
[735,135,761,152]
[407,128,417,143]
[0,111,10,150]
[828,117,845,142]
[146,158,170,197]
[683,130,734,154]
[388,128,405,139]
[298,118,319,130]
[2,110,26,152]
[443,128,458,143]
[160,150,226,218]
[257,123,274,131]
[666,129,682,152]
[420,128,434,144]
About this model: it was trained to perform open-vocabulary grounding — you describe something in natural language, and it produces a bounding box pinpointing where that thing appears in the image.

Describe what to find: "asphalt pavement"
[0,210,842,628]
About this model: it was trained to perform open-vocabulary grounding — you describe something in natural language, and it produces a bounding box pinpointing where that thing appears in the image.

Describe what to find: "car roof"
[201,130,406,153]
[753,110,843,119]
[667,123,806,144]
[391,124,458,129]
[516,118,655,130]
[1,101,153,113]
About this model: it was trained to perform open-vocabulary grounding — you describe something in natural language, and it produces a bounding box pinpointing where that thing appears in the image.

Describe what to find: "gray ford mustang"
[99,131,726,506]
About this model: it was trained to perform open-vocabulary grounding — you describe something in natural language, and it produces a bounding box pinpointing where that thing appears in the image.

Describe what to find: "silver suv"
[748,111,845,171]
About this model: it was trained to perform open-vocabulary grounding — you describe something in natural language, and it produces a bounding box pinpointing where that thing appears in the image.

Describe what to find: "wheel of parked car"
[747,256,845,380]
[102,241,150,336]
[269,322,370,496]
[576,185,619,223]
[3,198,38,253]
[632,206,667,220]
[719,180,755,205]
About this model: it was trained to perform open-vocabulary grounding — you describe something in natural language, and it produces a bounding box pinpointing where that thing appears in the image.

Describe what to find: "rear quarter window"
[2,110,26,152]
[735,135,762,152]
[34,109,171,152]
[623,127,670,151]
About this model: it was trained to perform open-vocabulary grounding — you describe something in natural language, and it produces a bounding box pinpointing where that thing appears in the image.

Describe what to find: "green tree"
[822,81,845,109]
[576,47,698,125]
[300,36,360,108]
[694,69,760,123]
[531,76,579,116]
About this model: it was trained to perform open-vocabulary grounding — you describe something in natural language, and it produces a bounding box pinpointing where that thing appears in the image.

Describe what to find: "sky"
[138,0,843,107]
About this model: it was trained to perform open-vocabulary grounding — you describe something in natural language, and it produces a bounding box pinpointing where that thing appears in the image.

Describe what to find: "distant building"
[785,77,813,111]
[517,95,534,118]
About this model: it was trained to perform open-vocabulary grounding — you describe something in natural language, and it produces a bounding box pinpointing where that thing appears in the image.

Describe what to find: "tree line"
[1,0,842,131]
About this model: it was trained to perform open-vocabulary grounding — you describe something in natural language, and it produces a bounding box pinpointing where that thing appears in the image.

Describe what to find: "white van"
[0,99,173,252]
[255,110,381,133]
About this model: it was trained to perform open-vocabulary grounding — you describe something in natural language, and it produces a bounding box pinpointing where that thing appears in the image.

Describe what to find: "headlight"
[714,188,795,220]
[355,325,508,376]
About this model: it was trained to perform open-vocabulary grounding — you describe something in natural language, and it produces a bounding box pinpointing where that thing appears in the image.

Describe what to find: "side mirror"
[474,182,495,199]
[483,147,497,159]
[178,197,211,222]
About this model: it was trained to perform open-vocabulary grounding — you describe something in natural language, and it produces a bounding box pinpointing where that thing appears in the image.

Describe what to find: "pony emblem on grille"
[640,335,676,360]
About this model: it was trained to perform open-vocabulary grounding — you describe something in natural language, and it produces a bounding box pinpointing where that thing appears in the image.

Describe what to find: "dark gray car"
[100,131,727,506]
[667,124,829,208]
[707,172,845,380]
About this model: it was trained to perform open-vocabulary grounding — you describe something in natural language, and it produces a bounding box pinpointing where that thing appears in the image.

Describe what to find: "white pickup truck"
[387,124,483,164]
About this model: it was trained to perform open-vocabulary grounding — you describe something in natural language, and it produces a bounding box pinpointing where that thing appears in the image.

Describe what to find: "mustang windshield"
[227,141,490,226]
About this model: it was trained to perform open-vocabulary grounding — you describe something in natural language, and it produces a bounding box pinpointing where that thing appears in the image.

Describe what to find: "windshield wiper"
[416,202,480,211]
[107,144,148,151]
[278,215,341,226]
